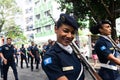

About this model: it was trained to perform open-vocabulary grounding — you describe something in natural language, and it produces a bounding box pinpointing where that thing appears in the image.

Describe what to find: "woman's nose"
[67,32,73,37]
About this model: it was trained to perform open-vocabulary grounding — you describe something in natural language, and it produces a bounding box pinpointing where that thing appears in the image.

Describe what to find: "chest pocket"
[59,52,80,72]
[5,47,9,50]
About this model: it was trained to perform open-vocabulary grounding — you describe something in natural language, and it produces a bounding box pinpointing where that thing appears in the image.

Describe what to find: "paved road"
[0,58,100,80]
[0,63,48,80]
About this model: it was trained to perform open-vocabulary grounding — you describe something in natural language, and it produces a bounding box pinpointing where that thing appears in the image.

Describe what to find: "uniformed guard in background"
[90,20,120,80]
[45,39,53,52]
[0,38,19,80]
[20,44,29,69]
[28,42,39,71]
[0,55,3,78]
[34,44,40,69]
[14,45,19,67]
[27,45,31,63]
[42,13,85,80]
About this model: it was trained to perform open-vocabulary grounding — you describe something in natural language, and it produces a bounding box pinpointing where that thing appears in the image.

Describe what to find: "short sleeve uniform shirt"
[95,36,117,65]
[0,44,14,61]
[42,43,84,80]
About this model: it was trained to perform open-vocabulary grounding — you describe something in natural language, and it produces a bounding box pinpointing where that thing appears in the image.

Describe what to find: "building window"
[44,10,50,17]
[35,0,40,5]
[26,25,33,31]
[26,7,32,14]
[45,25,51,31]
[44,0,46,2]
[35,14,40,20]
[26,16,33,24]
[36,27,41,33]
[29,33,34,39]
[29,16,33,21]
[29,0,32,2]
[26,0,32,4]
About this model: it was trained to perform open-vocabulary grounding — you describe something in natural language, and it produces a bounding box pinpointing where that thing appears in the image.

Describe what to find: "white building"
[16,0,35,42]
[116,17,120,36]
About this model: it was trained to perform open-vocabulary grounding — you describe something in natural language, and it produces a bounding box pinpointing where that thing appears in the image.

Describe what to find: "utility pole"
[48,12,56,26]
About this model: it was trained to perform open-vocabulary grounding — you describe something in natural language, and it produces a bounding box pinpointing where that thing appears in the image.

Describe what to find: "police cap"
[56,13,78,30]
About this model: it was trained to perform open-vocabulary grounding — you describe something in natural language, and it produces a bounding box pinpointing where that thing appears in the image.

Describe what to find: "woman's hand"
[57,76,68,80]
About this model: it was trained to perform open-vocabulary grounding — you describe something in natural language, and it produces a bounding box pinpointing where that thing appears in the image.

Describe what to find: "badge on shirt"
[62,66,74,71]
[5,47,9,50]
[110,47,114,50]
[44,57,52,65]
[100,46,106,51]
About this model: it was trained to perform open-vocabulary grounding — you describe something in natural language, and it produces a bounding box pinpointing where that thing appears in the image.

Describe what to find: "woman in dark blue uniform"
[89,20,120,80]
[42,14,84,80]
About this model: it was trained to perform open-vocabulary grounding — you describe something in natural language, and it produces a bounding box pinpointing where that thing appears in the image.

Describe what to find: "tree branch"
[84,0,100,22]
[100,0,113,18]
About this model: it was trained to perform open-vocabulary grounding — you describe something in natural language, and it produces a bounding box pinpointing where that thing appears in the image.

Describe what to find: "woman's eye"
[63,29,69,33]
[71,31,75,34]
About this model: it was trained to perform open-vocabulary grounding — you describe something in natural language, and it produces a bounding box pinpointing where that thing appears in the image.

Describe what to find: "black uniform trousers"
[99,67,120,80]
[0,58,3,77]
[30,56,39,71]
[27,53,30,63]
[30,56,34,71]
[21,55,28,68]
[35,56,39,69]
[3,61,18,80]
[14,55,18,66]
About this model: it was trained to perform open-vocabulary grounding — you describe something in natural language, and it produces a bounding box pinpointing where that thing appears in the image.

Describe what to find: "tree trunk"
[0,20,5,32]
[72,1,81,47]
[0,25,3,32]
[110,18,117,40]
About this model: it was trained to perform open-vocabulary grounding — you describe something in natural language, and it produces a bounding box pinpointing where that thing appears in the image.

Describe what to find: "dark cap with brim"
[56,13,78,30]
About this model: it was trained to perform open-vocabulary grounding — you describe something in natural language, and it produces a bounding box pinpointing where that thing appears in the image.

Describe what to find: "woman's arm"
[108,53,120,65]
[57,76,68,80]
[0,53,7,64]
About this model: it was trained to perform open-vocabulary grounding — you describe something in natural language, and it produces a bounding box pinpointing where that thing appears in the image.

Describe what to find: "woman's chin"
[62,42,70,46]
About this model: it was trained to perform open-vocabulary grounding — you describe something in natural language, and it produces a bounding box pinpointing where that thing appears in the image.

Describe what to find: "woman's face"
[55,24,75,46]
[99,24,111,35]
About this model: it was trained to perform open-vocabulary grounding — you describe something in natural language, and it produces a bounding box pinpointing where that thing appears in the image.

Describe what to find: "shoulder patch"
[44,57,52,65]
[100,46,106,51]
[0,48,2,51]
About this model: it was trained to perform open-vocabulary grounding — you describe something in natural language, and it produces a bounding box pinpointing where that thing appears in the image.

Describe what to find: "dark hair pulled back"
[89,20,111,34]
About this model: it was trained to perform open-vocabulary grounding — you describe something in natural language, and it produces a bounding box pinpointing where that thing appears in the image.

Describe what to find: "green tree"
[0,0,19,32]
[3,25,27,44]
[56,0,120,39]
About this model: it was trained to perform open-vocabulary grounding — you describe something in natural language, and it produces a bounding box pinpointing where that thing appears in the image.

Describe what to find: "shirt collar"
[99,35,111,41]
[56,42,73,54]
[100,35,115,46]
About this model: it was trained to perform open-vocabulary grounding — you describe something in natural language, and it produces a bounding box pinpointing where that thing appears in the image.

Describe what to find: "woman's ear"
[54,27,58,33]
[99,28,102,33]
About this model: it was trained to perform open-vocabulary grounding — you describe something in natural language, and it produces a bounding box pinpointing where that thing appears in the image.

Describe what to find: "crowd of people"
[0,37,55,80]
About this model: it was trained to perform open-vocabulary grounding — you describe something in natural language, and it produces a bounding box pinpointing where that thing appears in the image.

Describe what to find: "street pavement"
[0,58,100,80]
[0,61,48,80]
